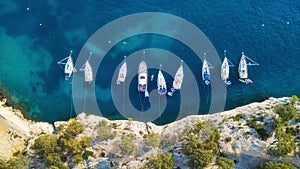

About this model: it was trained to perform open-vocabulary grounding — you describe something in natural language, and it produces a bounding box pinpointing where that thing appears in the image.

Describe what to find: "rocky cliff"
[0,99,53,161]
[0,97,299,169]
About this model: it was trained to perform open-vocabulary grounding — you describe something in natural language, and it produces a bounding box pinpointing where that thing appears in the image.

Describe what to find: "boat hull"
[157,70,167,95]
[221,57,229,80]
[138,61,148,92]
[65,57,74,80]
[85,61,93,83]
[117,61,127,84]
[202,59,210,85]
[172,65,184,90]
[238,55,248,79]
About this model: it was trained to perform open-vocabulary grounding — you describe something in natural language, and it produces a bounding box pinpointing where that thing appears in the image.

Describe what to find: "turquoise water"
[0,0,299,124]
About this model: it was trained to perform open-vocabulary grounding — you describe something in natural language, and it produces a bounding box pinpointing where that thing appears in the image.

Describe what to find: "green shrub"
[59,137,82,154]
[285,127,300,136]
[290,95,299,105]
[182,121,220,169]
[80,136,91,149]
[6,154,29,169]
[12,150,21,156]
[144,132,161,148]
[82,150,94,159]
[230,114,243,121]
[256,128,269,141]
[257,161,296,169]
[64,119,84,139]
[48,166,60,169]
[95,120,112,140]
[225,137,232,142]
[30,119,91,167]
[294,114,300,122]
[111,123,118,129]
[57,120,90,154]
[119,134,138,156]
[274,117,289,128]
[45,153,67,168]
[145,152,174,169]
[199,121,220,143]
[253,116,264,122]
[31,134,59,157]
[222,118,229,123]
[216,157,234,169]
[246,120,270,140]
[71,154,83,164]
[268,129,296,157]
[0,160,7,169]
[56,124,64,132]
[275,104,297,122]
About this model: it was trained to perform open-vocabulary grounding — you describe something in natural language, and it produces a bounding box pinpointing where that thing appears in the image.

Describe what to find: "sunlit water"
[0,1,299,124]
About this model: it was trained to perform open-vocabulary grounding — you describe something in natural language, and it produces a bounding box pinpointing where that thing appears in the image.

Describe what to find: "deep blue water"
[0,0,299,124]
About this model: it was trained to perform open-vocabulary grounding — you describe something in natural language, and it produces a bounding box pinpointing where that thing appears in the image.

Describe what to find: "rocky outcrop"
[0,97,299,168]
[72,97,299,168]
[0,99,54,161]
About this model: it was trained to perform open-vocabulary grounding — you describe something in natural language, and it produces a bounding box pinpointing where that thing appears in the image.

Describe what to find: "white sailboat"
[168,60,184,96]
[238,52,259,84]
[138,51,149,97]
[221,50,234,85]
[117,56,127,85]
[202,53,213,85]
[57,50,76,80]
[80,52,93,83]
[157,65,167,95]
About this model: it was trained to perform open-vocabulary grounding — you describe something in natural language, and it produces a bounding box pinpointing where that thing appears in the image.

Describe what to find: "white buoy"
[262,24,265,27]
[108,40,111,44]
[26,7,30,11]
[39,23,42,26]
[287,21,290,25]
[167,92,173,96]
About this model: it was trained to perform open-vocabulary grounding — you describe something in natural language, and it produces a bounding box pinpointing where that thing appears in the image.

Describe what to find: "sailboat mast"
[224,50,234,67]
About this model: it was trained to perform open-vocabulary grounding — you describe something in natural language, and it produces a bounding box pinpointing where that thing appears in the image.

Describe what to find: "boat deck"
[118,62,127,83]
[173,65,183,90]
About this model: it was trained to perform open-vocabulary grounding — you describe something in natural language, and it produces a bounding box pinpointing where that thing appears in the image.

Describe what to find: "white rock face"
[29,122,54,136]
[0,100,54,161]
[1,97,299,168]
[73,97,299,168]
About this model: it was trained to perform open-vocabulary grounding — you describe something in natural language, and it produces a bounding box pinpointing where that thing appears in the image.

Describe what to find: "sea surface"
[0,0,299,124]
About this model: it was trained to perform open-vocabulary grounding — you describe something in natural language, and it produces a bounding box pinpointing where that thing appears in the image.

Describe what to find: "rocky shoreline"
[0,99,53,161]
[0,97,299,168]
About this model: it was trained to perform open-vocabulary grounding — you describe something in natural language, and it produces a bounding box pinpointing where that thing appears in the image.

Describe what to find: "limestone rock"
[1,97,299,168]
[0,100,53,161]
